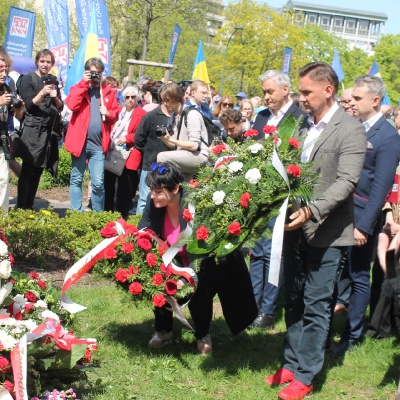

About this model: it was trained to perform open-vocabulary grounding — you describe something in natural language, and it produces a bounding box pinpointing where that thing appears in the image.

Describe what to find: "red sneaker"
[265,368,294,386]
[278,380,313,400]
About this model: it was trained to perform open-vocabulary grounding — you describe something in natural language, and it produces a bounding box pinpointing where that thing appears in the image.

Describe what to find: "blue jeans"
[70,147,105,212]
[249,218,281,315]
[283,229,345,385]
[136,170,150,215]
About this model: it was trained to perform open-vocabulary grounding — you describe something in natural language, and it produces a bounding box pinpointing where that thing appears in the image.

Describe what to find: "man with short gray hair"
[253,70,306,139]
[333,75,400,357]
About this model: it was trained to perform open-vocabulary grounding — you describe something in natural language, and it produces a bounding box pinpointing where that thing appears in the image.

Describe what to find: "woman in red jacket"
[104,86,146,218]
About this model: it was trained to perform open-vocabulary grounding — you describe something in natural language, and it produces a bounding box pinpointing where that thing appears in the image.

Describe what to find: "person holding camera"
[157,83,208,182]
[64,57,119,212]
[17,49,63,210]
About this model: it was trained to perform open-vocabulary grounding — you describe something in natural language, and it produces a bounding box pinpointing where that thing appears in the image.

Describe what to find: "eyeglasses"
[222,102,234,108]
[339,100,351,105]
[150,163,169,175]
[125,95,136,99]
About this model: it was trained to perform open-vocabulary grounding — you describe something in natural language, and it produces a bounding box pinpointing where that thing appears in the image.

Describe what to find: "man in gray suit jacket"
[265,62,366,400]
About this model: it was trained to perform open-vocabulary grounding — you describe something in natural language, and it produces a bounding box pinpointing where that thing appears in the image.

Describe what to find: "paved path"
[9,195,71,217]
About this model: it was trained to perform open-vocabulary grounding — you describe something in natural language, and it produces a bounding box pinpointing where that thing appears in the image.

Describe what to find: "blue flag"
[282,47,292,75]
[64,2,99,95]
[368,60,391,106]
[44,0,70,84]
[331,49,344,82]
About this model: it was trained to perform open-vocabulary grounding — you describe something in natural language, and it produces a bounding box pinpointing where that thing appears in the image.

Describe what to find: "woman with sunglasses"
[104,85,146,218]
[140,161,257,354]
[156,83,208,182]
[212,95,235,119]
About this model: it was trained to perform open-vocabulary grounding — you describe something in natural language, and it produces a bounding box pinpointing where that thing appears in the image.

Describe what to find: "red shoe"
[278,380,313,400]
[265,368,294,386]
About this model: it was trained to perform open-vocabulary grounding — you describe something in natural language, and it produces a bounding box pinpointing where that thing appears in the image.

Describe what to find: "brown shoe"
[197,334,212,355]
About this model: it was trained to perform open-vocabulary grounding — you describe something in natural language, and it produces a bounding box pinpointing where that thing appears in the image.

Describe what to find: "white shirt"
[301,102,339,163]
[267,100,293,127]
[362,111,383,132]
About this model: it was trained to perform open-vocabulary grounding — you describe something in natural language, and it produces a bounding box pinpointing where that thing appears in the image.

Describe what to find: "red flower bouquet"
[95,223,196,307]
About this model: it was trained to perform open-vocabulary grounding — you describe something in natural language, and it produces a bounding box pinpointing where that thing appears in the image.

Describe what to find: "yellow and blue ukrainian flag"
[64,1,99,95]
[368,60,390,105]
[192,40,210,84]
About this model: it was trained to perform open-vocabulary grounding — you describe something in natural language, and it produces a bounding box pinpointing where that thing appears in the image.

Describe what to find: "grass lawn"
[67,275,400,399]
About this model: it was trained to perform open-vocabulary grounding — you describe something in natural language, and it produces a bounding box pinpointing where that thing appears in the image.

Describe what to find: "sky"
[263,0,399,35]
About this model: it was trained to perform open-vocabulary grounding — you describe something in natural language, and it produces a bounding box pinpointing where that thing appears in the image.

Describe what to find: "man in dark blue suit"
[333,75,400,357]
[249,70,307,329]
[253,70,306,140]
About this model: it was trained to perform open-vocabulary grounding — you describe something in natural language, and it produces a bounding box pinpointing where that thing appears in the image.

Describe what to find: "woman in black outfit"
[17,49,63,209]
[138,161,257,354]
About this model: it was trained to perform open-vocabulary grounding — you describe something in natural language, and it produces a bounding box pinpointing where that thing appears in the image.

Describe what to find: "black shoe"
[331,335,364,358]
[248,313,275,329]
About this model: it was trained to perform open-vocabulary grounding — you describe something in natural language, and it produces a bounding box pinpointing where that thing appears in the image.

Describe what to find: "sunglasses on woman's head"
[125,95,136,99]
[150,163,169,175]
[222,102,234,107]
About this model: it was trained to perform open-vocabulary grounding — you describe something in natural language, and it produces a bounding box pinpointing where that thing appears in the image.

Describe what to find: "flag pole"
[99,84,105,121]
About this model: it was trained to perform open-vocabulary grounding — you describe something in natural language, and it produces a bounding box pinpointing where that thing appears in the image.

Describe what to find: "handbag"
[0,130,14,160]
[105,145,131,176]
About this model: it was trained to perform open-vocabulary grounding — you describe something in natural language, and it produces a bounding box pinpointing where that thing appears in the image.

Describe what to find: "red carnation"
[152,273,164,286]
[160,263,172,276]
[288,138,300,149]
[165,280,178,295]
[3,380,13,393]
[263,125,278,135]
[137,238,152,251]
[183,208,193,221]
[212,144,226,155]
[30,272,39,280]
[189,179,200,188]
[100,226,117,238]
[25,291,37,302]
[121,242,134,254]
[228,222,241,236]
[115,268,129,283]
[240,192,251,208]
[37,280,47,289]
[157,245,167,256]
[244,129,258,137]
[105,221,116,228]
[152,293,166,307]
[129,282,142,296]
[146,253,157,267]
[126,224,139,234]
[0,356,11,373]
[287,164,302,178]
[128,265,139,276]
[196,225,209,241]
[24,302,35,314]
[104,247,117,259]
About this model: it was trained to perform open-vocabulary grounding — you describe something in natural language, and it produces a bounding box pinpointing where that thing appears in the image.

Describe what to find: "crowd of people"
[2,44,400,399]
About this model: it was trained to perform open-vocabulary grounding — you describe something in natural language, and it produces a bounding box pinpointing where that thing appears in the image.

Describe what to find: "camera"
[41,74,58,86]
[0,84,22,109]
[156,124,173,138]
[90,71,101,82]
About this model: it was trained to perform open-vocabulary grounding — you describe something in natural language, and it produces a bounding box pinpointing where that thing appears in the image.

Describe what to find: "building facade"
[285,1,387,53]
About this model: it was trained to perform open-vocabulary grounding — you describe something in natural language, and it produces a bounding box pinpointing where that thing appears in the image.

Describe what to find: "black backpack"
[182,105,221,146]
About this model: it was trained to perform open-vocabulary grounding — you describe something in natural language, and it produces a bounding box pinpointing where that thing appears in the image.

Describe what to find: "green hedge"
[1,208,141,266]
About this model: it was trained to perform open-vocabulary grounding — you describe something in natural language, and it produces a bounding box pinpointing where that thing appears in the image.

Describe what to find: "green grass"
[63,275,400,399]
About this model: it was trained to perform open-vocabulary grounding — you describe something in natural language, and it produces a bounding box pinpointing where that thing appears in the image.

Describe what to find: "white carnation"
[23,319,38,332]
[0,241,8,257]
[41,309,60,323]
[0,260,11,280]
[212,191,226,205]
[245,168,262,184]
[248,143,264,154]
[0,331,17,350]
[35,300,47,310]
[13,294,27,308]
[228,161,243,173]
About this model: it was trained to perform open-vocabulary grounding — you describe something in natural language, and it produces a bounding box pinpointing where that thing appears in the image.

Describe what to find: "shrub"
[39,146,72,189]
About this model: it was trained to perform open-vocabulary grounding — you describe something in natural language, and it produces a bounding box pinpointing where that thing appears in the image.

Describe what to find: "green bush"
[39,146,72,189]
[1,209,138,264]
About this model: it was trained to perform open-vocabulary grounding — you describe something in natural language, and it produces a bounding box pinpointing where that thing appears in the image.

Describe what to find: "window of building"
[320,15,330,30]
[333,17,343,32]
[358,20,369,36]
[307,13,317,24]
[345,19,356,34]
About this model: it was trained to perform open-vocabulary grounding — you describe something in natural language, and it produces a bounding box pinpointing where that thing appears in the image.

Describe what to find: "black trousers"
[17,162,44,209]
[104,168,139,219]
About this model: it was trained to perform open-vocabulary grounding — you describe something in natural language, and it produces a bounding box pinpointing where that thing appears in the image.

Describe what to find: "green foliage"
[40,146,72,189]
